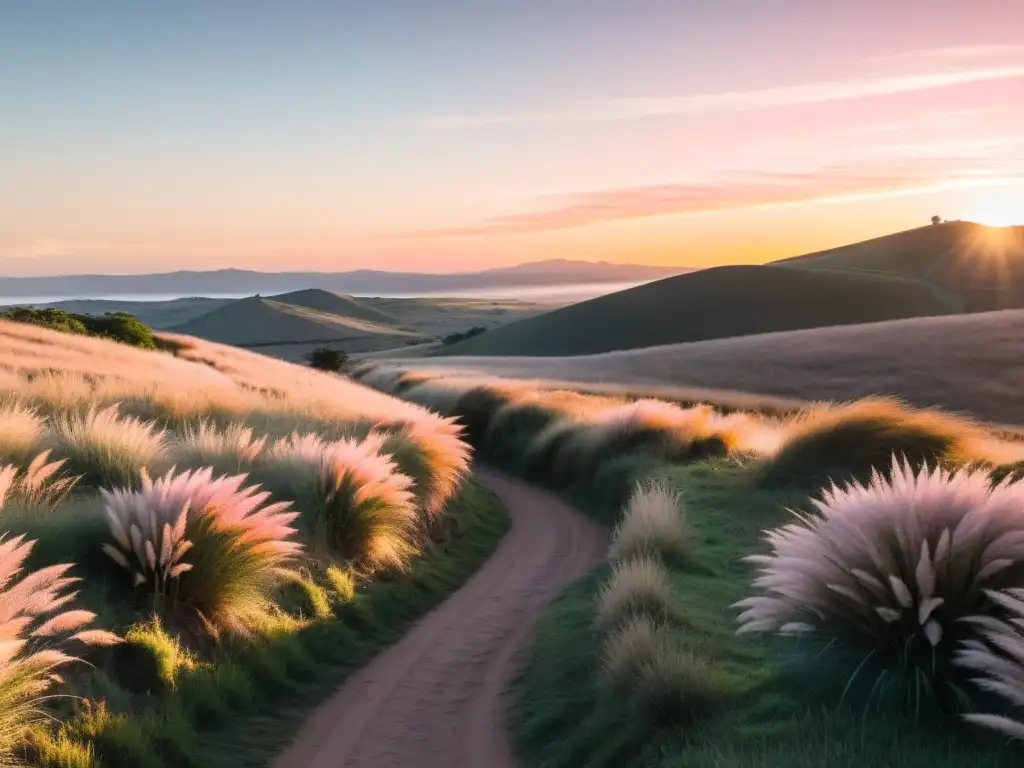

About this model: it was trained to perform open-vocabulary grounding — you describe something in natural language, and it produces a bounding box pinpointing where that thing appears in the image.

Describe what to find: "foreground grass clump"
[49,405,167,489]
[101,467,301,635]
[0,531,120,766]
[0,401,45,465]
[761,396,989,488]
[607,481,688,565]
[167,421,267,476]
[260,433,420,570]
[736,457,1024,711]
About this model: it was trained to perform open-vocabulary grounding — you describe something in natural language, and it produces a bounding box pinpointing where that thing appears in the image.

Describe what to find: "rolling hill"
[440,222,1024,357]
[361,308,1024,427]
[439,263,952,357]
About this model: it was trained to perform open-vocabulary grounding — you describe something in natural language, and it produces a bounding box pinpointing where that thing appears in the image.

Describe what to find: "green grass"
[512,459,1024,767]
[18,480,508,768]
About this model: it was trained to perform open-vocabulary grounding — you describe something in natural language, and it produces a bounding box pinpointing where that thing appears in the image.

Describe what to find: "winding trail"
[273,469,606,768]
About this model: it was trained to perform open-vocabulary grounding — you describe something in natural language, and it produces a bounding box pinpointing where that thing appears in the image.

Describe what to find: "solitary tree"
[305,347,348,372]
[931,215,942,225]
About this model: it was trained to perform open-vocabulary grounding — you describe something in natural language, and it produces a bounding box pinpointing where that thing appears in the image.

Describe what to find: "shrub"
[595,555,675,632]
[608,481,689,565]
[49,404,167,489]
[168,420,267,475]
[735,458,1024,706]
[101,467,301,635]
[0,401,45,465]
[0,307,156,349]
[259,433,420,571]
[761,396,986,488]
[305,348,349,373]
[956,588,1024,739]
[0,533,120,765]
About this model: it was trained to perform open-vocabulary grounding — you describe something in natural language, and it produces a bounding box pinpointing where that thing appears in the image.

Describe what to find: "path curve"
[273,469,607,768]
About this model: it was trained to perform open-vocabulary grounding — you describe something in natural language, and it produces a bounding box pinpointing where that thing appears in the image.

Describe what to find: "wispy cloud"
[414,66,1024,130]
[393,153,1024,239]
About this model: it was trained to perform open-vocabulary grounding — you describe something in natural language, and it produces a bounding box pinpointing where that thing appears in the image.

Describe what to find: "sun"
[965,187,1023,227]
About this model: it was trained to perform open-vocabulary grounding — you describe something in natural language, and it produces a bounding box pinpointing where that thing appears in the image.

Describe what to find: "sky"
[1,0,1023,276]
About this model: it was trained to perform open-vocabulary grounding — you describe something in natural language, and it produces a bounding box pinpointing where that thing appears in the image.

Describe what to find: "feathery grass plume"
[601,613,665,690]
[48,404,167,489]
[736,457,1024,705]
[0,533,121,766]
[761,396,988,488]
[366,421,470,520]
[101,467,301,635]
[956,588,1024,740]
[168,420,267,475]
[522,416,583,485]
[0,401,45,466]
[260,433,420,571]
[0,451,79,515]
[596,555,675,632]
[608,481,689,565]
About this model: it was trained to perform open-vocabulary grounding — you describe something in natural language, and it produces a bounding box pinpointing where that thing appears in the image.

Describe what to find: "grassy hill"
[439,222,1024,357]
[360,308,1024,427]
[269,288,409,327]
[439,263,952,357]
[173,295,428,358]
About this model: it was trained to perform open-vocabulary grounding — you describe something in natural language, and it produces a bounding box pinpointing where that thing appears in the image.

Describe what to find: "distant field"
[364,309,1024,426]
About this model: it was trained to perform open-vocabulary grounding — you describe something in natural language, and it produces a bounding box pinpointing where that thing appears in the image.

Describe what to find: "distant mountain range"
[0,260,688,298]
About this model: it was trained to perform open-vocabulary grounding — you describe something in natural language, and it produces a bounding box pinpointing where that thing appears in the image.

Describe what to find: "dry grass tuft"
[596,555,675,632]
[608,481,689,565]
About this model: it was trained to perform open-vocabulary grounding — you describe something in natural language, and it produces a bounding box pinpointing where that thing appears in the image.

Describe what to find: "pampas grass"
[595,555,675,632]
[259,433,420,571]
[167,420,267,476]
[0,451,79,516]
[956,589,1024,740]
[49,405,166,489]
[601,613,664,689]
[736,457,1024,702]
[0,533,120,766]
[0,401,45,466]
[101,467,301,635]
[608,481,689,565]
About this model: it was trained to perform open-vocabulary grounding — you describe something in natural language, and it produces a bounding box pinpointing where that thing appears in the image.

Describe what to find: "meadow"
[353,362,1024,766]
[0,319,508,767]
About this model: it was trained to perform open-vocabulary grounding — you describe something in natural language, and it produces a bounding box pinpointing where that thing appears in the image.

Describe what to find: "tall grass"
[0,401,45,466]
[736,457,1024,707]
[0,532,120,766]
[48,405,167,489]
[101,467,301,635]
[595,555,675,632]
[0,452,79,516]
[259,433,420,571]
[167,421,267,476]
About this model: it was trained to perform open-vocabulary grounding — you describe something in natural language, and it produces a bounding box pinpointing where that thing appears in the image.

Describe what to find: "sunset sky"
[1,1,1023,276]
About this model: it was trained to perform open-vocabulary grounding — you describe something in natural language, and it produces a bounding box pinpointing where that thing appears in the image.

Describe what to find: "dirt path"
[273,469,607,768]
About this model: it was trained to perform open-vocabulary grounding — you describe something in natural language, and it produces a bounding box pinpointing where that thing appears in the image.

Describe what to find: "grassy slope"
[369,308,1024,426]
[439,264,950,357]
[513,460,1024,768]
[268,289,409,327]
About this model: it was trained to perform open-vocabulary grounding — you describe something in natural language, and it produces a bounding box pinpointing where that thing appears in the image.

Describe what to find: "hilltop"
[440,222,1023,357]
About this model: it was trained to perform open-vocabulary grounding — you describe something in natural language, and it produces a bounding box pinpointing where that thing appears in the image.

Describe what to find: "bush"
[0,533,120,765]
[258,433,420,571]
[735,458,1024,707]
[100,467,301,635]
[441,326,486,345]
[595,555,675,632]
[1,307,157,349]
[761,397,985,488]
[608,481,689,565]
[48,405,167,489]
[956,588,1024,740]
[305,348,348,373]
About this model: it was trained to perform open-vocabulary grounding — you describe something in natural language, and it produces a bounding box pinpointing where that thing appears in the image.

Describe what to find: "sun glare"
[966,187,1024,227]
